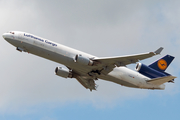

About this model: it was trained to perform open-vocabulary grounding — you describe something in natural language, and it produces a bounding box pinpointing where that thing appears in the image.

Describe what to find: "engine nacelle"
[55,67,73,78]
[135,63,166,78]
[135,63,143,72]
[75,54,93,66]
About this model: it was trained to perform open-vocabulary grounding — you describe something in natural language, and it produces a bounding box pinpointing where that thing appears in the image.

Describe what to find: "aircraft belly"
[4,38,21,48]
[98,67,142,88]
[99,75,138,88]
[28,44,74,65]
[6,39,71,66]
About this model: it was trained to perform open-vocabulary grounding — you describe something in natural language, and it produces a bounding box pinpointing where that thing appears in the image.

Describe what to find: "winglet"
[154,47,163,54]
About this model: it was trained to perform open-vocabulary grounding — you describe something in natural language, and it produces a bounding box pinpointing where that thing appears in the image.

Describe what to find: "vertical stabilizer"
[148,55,174,72]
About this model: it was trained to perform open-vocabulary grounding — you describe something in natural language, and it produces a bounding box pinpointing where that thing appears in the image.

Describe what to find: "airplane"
[2,31,176,91]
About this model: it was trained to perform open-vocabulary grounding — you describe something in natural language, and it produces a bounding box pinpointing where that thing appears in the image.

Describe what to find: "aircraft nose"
[2,33,8,39]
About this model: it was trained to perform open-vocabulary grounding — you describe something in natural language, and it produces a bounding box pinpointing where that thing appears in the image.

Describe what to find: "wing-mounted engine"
[135,63,167,79]
[75,54,94,66]
[55,66,98,91]
[55,67,73,78]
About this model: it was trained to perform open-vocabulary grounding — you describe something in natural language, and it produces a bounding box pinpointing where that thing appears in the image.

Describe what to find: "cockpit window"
[9,31,14,34]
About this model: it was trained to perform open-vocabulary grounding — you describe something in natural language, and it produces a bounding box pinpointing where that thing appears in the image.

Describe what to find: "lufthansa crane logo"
[158,59,167,70]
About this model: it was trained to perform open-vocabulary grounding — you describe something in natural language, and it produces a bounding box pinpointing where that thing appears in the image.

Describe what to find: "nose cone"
[2,33,9,39]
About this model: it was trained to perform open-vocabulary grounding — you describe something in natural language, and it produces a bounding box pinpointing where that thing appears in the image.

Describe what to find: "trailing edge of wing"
[146,76,176,85]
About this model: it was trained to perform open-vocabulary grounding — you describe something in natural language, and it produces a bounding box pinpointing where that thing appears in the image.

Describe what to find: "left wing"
[92,47,163,74]
[75,76,98,91]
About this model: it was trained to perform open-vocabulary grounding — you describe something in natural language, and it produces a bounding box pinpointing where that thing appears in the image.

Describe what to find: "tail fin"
[148,55,174,72]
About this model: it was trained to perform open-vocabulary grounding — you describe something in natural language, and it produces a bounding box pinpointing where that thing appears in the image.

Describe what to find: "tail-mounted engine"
[55,67,73,78]
[75,54,94,66]
[135,63,167,78]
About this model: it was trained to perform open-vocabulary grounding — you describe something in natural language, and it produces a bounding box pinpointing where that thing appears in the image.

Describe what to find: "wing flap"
[147,76,176,85]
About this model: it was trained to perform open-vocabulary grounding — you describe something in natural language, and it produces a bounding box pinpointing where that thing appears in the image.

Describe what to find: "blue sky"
[0,0,180,120]
[1,92,179,120]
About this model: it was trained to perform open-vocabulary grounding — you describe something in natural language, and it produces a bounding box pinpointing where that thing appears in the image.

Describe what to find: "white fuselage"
[2,31,165,90]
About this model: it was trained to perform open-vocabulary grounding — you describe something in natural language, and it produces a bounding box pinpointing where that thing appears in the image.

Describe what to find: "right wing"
[92,47,163,74]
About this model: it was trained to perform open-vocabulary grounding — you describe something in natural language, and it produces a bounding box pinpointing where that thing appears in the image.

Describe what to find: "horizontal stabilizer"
[147,76,176,85]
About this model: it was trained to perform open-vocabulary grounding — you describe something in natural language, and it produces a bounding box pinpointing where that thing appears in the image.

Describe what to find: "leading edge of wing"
[93,47,163,66]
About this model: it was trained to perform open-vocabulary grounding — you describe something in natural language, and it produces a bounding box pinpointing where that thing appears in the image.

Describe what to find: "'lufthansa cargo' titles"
[24,33,57,47]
